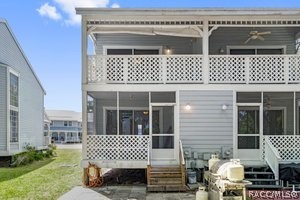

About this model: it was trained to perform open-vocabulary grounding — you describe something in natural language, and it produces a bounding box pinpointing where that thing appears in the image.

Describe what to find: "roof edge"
[0,19,46,94]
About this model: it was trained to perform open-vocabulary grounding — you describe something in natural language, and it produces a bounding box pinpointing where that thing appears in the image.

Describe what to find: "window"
[106,47,160,55]
[64,121,68,126]
[10,110,18,142]
[10,73,18,107]
[68,121,72,126]
[263,109,285,135]
[229,47,284,55]
[9,72,19,143]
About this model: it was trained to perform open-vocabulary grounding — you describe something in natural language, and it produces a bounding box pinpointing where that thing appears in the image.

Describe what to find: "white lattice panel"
[209,56,246,83]
[87,135,149,160]
[106,57,124,82]
[128,56,163,83]
[288,56,300,83]
[264,136,300,160]
[249,56,285,83]
[88,56,106,83]
[166,56,203,82]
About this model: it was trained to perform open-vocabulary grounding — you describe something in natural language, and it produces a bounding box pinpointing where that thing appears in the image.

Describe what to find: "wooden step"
[149,172,182,178]
[147,185,186,192]
[149,177,182,185]
[150,167,181,172]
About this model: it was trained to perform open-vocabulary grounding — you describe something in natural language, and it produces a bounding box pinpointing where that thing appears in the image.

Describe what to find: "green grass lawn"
[0,149,82,200]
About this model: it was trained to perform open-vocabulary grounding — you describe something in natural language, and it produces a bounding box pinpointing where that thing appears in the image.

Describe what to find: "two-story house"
[0,19,45,160]
[76,8,300,191]
[46,110,82,143]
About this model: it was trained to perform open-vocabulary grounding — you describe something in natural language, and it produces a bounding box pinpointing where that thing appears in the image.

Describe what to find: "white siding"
[179,90,233,154]
[0,22,44,152]
[0,65,7,151]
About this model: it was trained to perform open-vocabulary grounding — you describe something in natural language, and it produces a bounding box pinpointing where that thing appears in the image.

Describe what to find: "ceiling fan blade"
[257,31,271,35]
[257,36,265,41]
[249,31,258,35]
[244,37,252,44]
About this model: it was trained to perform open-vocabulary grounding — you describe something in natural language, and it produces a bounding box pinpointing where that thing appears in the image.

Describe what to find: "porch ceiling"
[89,26,202,38]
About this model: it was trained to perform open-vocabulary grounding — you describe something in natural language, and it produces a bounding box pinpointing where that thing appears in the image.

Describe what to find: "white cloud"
[111,3,120,8]
[54,0,110,25]
[37,2,62,20]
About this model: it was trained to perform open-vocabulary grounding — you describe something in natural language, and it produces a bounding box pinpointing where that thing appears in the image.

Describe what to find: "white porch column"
[202,19,209,84]
[82,16,88,159]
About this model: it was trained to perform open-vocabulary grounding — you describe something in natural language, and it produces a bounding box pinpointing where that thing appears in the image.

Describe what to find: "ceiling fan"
[244,31,271,44]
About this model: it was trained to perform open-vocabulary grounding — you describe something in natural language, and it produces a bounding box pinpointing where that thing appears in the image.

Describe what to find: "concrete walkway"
[59,186,196,200]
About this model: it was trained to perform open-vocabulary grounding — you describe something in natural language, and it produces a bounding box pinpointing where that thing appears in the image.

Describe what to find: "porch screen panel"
[297,93,300,135]
[263,92,294,135]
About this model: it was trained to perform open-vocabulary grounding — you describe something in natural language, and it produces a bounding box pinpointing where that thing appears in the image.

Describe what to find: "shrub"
[10,143,55,167]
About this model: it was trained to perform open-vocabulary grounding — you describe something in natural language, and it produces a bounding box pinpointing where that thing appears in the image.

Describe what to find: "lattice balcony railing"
[87,54,300,84]
[86,135,150,160]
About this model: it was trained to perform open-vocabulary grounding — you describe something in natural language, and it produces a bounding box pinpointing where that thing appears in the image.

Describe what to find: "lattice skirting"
[87,135,149,160]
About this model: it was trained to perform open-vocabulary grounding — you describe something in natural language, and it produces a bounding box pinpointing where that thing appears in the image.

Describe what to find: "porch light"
[143,111,149,115]
[165,46,172,54]
[222,104,228,111]
[185,103,191,110]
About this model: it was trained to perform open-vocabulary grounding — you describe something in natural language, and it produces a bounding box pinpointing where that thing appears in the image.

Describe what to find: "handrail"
[264,136,281,180]
[147,140,151,166]
[179,140,185,165]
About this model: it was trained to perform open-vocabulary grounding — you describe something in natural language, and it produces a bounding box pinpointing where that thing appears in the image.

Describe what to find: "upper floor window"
[69,121,72,126]
[105,47,161,55]
[229,47,284,55]
[10,73,18,107]
[64,121,68,126]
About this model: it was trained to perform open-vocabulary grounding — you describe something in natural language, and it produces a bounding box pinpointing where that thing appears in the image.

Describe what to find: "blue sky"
[1,0,300,112]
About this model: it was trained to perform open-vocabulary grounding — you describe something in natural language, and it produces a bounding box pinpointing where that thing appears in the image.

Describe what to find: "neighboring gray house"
[0,19,45,156]
[46,110,82,143]
[76,8,300,191]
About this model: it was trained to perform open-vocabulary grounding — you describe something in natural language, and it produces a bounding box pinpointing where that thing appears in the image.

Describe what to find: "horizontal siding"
[95,34,200,55]
[210,27,300,54]
[0,22,44,151]
[179,90,233,155]
[0,66,7,151]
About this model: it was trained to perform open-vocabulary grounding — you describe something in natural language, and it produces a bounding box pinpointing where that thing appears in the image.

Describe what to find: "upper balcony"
[87,54,300,84]
[79,9,300,86]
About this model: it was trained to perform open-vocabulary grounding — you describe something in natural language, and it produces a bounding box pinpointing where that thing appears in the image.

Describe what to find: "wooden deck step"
[147,165,186,192]
[245,171,274,175]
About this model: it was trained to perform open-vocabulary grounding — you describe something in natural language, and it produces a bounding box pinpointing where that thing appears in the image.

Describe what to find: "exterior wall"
[179,90,233,156]
[0,22,44,152]
[94,34,201,55]
[210,27,300,55]
[0,65,7,151]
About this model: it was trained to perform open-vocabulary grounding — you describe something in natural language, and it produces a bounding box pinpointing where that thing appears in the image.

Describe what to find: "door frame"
[150,102,178,162]
[235,103,263,161]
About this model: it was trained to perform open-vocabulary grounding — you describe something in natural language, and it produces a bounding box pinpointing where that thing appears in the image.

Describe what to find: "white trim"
[226,45,287,55]
[103,45,163,55]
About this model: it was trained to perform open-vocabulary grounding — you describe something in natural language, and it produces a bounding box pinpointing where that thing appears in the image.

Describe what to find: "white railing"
[86,135,150,160]
[88,54,300,84]
[265,135,300,161]
[88,55,203,84]
[264,136,281,180]
[147,140,151,166]
[179,140,185,166]
[209,55,300,84]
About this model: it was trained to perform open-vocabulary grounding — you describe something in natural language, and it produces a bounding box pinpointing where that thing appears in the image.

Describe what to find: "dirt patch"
[102,169,146,185]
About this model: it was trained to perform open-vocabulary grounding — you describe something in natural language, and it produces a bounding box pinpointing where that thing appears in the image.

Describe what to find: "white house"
[76,8,300,191]
[0,19,46,156]
[46,110,82,143]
